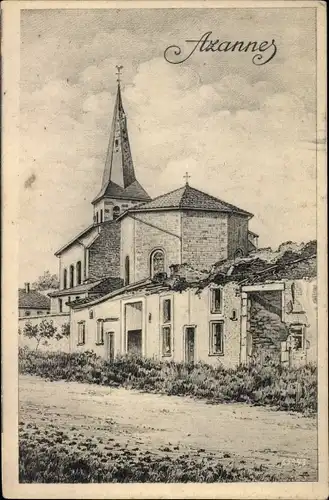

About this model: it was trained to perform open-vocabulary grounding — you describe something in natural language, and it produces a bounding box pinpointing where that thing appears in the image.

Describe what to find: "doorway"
[185,326,195,363]
[127,330,142,354]
[124,301,143,355]
[105,332,115,361]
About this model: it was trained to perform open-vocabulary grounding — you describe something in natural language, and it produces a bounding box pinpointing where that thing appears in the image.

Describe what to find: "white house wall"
[70,282,242,368]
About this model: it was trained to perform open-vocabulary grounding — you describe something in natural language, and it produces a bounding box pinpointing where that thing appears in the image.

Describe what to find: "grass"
[19,421,279,483]
[19,347,317,414]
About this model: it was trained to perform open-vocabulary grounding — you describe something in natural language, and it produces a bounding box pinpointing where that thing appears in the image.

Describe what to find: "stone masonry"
[88,221,121,279]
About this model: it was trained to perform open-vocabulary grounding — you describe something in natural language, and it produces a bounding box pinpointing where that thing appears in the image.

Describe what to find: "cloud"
[19,8,317,283]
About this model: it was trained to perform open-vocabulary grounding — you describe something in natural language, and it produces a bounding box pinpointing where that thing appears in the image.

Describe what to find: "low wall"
[19,312,70,352]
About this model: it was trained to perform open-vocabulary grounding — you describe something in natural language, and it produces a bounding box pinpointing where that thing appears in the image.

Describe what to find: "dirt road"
[19,375,317,481]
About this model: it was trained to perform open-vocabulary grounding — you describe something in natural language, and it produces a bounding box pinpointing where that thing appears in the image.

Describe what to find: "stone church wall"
[89,221,121,279]
[227,213,249,258]
[181,211,228,269]
[133,211,182,281]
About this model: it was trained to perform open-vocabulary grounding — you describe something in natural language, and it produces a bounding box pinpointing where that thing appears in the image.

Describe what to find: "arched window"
[69,264,74,288]
[76,261,82,285]
[150,249,165,277]
[113,206,120,220]
[96,212,99,223]
[100,209,103,223]
[125,255,130,286]
[234,248,244,260]
[63,268,67,289]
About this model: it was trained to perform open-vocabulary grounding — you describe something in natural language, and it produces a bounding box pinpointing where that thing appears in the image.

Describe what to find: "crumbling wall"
[249,294,288,363]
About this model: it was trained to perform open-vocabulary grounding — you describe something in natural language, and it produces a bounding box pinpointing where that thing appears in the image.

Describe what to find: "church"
[50,75,257,315]
[49,73,316,368]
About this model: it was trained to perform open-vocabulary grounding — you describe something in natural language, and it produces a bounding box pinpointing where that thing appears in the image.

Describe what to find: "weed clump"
[19,347,317,414]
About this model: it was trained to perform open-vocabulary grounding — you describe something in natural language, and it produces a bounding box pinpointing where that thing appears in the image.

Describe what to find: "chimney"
[25,282,30,293]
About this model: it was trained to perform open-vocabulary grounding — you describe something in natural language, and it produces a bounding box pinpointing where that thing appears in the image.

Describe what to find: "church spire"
[92,69,150,218]
[99,69,136,194]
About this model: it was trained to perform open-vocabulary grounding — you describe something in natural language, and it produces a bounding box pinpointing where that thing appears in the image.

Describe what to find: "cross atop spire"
[184,171,191,185]
[116,65,123,84]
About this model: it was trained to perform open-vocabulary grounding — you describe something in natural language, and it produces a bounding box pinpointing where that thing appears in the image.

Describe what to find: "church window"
[63,269,67,289]
[209,321,224,355]
[150,249,165,278]
[76,261,82,285]
[69,265,74,288]
[113,206,120,220]
[125,256,130,286]
[210,288,223,314]
[96,319,104,345]
[77,321,86,345]
[234,248,244,260]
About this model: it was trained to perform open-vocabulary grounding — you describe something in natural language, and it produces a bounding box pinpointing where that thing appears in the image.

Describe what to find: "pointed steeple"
[92,70,150,207]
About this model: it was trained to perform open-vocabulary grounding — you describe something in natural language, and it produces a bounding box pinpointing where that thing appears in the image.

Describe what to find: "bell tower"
[92,67,150,223]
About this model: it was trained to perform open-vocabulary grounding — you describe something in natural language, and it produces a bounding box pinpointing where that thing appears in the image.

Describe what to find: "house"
[70,242,317,367]
[18,283,51,317]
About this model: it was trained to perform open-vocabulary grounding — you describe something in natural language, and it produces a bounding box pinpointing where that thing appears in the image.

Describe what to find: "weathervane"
[116,65,123,84]
[184,171,191,185]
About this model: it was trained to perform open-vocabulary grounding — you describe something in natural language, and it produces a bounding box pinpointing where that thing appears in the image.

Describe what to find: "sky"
[19,7,320,284]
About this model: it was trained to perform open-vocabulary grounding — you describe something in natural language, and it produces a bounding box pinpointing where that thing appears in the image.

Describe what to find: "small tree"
[32,270,59,291]
[23,319,58,351]
[55,322,70,341]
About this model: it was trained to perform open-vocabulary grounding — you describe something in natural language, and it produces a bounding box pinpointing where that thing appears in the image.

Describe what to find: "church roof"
[92,83,150,204]
[122,184,253,218]
[95,180,151,203]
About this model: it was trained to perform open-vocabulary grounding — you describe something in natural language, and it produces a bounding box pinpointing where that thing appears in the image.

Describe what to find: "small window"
[96,319,104,345]
[25,311,31,316]
[69,265,74,288]
[76,261,82,285]
[234,248,244,260]
[67,297,71,304]
[115,138,119,149]
[289,325,304,350]
[59,299,63,313]
[163,299,171,323]
[37,311,42,315]
[63,269,67,289]
[211,288,223,314]
[209,321,224,355]
[96,212,99,223]
[162,326,172,356]
[113,206,120,220]
[75,296,80,301]
[100,209,103,223]
[77,321,86,345]
[125,255,130,286]
[89,309,94,319]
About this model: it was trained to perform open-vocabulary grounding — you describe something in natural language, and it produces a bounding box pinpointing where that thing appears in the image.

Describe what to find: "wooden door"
[127,329,142,355]
[185,327,195,363]
[105,332,115,362]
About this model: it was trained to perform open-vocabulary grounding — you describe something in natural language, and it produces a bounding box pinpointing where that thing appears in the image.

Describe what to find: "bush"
[18,347,317,414]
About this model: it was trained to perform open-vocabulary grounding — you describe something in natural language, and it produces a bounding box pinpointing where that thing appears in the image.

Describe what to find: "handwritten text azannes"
[164,31,277,66]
